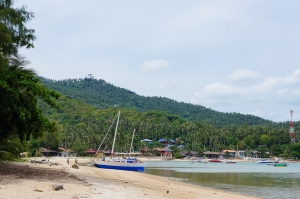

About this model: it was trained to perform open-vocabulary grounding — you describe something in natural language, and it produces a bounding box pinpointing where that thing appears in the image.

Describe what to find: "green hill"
[36,77,298,157]
[40,77,275,127]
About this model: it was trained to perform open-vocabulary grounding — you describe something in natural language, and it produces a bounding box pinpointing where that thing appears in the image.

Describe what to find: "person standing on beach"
[67,158,69,165]
[75,157,78,164]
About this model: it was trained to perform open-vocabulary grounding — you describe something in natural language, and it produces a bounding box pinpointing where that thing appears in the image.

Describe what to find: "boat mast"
[94,114,118,157]
[129,129,135,156]
[111,111,120,158]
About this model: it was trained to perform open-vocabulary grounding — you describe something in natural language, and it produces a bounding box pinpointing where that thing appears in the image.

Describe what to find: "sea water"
[144,161,300,199]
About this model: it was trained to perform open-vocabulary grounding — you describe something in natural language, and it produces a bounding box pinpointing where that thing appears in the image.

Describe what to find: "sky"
[15,0,300,122]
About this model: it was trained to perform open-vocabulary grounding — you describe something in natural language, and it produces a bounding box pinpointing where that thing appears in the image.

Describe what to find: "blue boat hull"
[94,163,144,172]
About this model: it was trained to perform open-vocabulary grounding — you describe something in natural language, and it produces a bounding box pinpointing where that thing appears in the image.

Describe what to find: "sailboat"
[92,111,145,172]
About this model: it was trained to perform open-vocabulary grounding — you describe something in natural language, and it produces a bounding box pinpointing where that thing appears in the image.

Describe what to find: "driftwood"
[52,184,64,191]
[49,162,63,166]
[30,159,51,164]
[30,159,63,166]
[30,159,42,163]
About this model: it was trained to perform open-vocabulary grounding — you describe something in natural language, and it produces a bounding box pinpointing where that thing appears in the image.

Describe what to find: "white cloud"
[229,69,261,81]
[194,70,300,120]
[203,82,242,98]
[158,77,177,90]
[280,69,300,85]
[139,59,170,72]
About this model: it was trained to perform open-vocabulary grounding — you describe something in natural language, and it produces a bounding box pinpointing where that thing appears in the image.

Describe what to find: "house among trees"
[153,147,172,157]
[157,138,168,146]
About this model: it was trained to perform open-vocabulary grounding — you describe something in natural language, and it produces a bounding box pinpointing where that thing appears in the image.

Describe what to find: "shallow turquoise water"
[144,161,300,199]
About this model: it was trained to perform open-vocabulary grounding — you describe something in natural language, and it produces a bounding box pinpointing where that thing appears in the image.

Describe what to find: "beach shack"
[203,151,220,158]
[85,148,97,156]
[221,150,237,157]
[40,147,58,156]
[153,147,172,157]
[58,147,73,157]
[139,147,153,156]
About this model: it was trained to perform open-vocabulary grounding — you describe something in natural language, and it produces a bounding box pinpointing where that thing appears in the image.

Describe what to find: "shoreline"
[0,157,261,199]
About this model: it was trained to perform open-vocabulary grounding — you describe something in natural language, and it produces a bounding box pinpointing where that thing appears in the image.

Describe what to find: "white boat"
[192,159,209,163]
[255,159,275,164]
[224,160,237,164]
[92,111,145,172]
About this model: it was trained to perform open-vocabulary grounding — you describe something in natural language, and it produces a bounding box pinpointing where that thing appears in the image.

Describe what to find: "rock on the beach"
[52,184,64,191]
[71,164,79,169]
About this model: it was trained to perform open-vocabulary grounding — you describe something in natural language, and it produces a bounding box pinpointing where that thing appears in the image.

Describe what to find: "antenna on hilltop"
[289,110,296,143]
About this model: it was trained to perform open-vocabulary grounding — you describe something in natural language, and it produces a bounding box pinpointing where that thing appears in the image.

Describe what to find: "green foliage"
[174,152,183,159]
[28,139,40,157]
[0,0,35,56]
[0,0,60,143]
[0,139,22,161]
[0,59,60,142]
[269,144,283,156]
[259,134,271,146]
[39,77,276,127]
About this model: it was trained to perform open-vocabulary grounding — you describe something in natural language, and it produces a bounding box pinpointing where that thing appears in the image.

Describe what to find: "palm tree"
[0,140,22,161]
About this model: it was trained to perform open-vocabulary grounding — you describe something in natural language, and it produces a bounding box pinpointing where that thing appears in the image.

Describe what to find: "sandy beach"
[0,157,260,199]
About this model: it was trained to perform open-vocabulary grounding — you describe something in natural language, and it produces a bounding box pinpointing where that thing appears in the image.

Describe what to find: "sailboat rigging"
[92,111,145,172]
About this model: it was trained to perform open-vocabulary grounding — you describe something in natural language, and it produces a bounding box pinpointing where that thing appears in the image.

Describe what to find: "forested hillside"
[37,94,300,159]
[36,76,300,159]
[40,77,276,127]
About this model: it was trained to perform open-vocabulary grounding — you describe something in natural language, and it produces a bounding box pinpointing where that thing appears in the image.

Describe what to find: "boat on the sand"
[92,111,145,172]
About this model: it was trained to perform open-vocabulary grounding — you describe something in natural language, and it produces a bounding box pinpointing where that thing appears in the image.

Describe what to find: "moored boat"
[255,159,275,164]
[192,159,209,163]
[224,160,237,164]
[209,158,222,163]
[93,157,145,171]
[92,111,145,172]
[273,162,288,167]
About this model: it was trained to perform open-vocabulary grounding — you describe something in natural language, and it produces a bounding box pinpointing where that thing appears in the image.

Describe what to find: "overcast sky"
[16,0,300,122]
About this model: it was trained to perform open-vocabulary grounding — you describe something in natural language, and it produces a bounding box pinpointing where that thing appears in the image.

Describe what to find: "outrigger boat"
[272,162,288,167]
[92,111,145,172]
